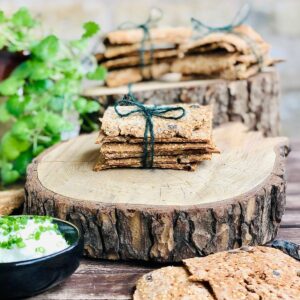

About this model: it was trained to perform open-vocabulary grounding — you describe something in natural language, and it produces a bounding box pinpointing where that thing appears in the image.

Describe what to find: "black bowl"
[0,217,83,299]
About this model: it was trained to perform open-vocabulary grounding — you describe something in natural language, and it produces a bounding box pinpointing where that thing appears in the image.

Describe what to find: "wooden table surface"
[31,139,300,300]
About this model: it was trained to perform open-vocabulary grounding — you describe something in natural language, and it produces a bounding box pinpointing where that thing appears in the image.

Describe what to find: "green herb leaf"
[52,79,79,95]
[11,61,32,80]
[0,133,21,161]
[0,77,24,96]
[6,95,28,117]
[28,61,53,80]
[11,7,36,28]
[0,10,6,23]
[32,145,45,157]
[31,35,60,61]
[82,21,100,38]
[0,162,20,185]
[11,120,33,141]
[13,150,33,175]
[86,101,100,113]
[87,65,107,80]
[0,104,11,122]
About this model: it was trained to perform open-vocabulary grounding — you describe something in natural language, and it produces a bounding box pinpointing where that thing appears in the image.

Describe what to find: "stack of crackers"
[94,103,219,171]
[173,24,279,81]
[97,26,192,87]
[97,25,280,87]
[134,246,300,300]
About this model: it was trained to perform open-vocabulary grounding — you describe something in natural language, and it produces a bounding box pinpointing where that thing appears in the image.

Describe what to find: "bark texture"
[92,70,280,137]
[24,142,289,262]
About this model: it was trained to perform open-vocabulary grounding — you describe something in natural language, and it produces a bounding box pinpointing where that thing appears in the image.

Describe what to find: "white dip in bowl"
[0,216,69,263]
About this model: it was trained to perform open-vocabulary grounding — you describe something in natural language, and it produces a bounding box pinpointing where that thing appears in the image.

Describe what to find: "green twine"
[118,7,163,69]
[114,94,185,168]
[191,3,251,35]
[191,3,263,71]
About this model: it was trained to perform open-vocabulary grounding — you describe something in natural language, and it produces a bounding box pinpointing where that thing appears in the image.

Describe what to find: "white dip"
[0,216,69,263]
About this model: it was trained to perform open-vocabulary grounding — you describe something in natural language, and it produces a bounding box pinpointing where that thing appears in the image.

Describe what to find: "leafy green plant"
[0,8,106,186]
[0,7,38,52]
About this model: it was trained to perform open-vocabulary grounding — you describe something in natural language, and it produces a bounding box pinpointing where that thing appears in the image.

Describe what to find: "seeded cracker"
[133,266,214,300]
[183,246,300,300]
[100,104,212,140]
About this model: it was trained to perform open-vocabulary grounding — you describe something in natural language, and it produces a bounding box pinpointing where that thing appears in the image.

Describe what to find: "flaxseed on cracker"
[133,266,214,300]
[184,246,300,300]
[100,104,212,139]
[94,103,218,172]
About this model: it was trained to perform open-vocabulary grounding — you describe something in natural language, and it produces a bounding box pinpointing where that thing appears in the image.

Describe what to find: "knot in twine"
[114,94,185,168]
[118,7,163,68]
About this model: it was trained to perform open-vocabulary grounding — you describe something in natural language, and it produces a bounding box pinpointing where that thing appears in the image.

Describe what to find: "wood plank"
[277,227,300,244]
[285,195,300,210]
[281,210,300,227]
[31,260,159,300]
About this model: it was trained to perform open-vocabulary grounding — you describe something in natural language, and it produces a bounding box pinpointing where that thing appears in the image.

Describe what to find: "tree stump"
[84,70,280,137]
[24,123,289,262]
[0,186,24,215]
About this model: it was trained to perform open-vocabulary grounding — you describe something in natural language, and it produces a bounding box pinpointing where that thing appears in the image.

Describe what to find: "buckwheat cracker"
[100,104,212,140]
[102,149,218,159]
[98,42,180,59]
[96,130,213,144]
[133,266,214,300]
[184,246,300,300]
[101,142,217,156]
[102,49,181,70]
[94,154,198,171]
[181,25,270,56]
[171,53,238,76]
[104,27,193,45]
[105,62,171,87]
[104,153,212,166]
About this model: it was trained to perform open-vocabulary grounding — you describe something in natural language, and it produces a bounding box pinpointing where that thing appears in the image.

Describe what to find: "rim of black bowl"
[0,216,82,266]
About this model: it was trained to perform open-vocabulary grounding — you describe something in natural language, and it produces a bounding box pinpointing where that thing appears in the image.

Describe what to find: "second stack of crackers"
[94,103,219,171]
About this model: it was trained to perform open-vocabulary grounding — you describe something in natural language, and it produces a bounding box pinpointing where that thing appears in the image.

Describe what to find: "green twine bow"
[191,3,251,35]
[118,7,163,68]
[114,94,185,168]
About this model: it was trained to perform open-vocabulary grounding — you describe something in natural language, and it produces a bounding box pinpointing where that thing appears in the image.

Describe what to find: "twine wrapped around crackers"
[94,97,219,171]
[96,4,281,87]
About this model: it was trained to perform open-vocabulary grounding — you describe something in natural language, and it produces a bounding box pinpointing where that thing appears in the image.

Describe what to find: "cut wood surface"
[0,185,24,215]
[25,123,289,262]
[84,70,280,137]
[28,138,300,300]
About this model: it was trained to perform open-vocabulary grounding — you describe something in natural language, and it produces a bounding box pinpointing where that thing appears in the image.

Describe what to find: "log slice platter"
[24,123,289,262]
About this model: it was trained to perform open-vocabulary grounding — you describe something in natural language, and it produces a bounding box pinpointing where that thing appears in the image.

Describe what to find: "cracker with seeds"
[184,246,300,300]
[101,104,212,140]
[94,153,198,171]
[133,266,214,300]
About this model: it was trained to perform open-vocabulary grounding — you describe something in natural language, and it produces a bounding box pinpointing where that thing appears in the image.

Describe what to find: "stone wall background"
[1,0,299,137]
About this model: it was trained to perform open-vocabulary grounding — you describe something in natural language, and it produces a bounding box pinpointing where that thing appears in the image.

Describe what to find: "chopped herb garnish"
[0,216,69,263]
[35,246,46,254]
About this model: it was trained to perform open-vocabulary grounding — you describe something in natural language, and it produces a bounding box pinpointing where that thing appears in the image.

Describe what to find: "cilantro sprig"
[0,8,106,186]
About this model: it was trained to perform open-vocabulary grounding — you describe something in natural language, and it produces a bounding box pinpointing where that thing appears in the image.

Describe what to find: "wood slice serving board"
[0,185,24,215]
[84,70,280,137]
[24,123,289,262]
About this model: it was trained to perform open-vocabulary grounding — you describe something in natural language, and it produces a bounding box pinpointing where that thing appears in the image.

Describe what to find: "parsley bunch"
[0,8,106,186]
